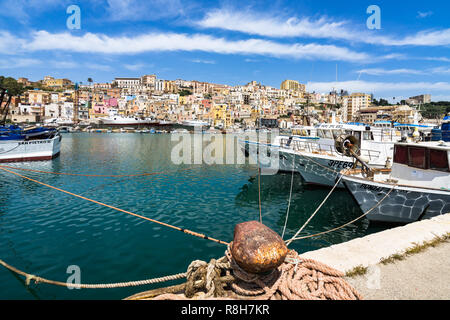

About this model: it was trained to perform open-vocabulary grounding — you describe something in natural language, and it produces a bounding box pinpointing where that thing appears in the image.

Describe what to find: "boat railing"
[360,148,382,161]
[280,138,382,160]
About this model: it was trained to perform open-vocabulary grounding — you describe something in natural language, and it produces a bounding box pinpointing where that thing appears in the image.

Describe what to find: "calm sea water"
[0,133,389,299]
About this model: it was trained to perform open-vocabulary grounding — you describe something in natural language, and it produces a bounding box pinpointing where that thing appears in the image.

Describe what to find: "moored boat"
[241,122,400,187]
[341,140,450,223]
[0,125,61,162]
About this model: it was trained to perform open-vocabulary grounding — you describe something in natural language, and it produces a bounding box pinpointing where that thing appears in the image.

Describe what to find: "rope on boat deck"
[0,166,230,246]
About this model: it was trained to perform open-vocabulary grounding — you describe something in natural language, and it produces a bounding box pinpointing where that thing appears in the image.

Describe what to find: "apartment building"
[345,93,372,121]
[280,80,306,93]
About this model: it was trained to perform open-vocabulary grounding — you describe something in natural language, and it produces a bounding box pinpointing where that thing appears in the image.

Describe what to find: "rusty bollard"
[231,221,288,274]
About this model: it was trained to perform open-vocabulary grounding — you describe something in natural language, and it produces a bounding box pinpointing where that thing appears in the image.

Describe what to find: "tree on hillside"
[0,76,25,96]
[179,89,192,96]
[420,102,450,118]
[372,98,391,106]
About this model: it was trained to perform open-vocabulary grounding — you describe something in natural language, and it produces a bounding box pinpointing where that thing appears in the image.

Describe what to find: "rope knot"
[184,257,230,299]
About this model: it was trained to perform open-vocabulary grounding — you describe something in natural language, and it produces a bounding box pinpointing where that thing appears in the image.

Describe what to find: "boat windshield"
[317,129,333,139]
[394,144,449,172]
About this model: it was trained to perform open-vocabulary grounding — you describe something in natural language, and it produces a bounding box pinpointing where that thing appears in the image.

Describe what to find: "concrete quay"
[300,213,450,300]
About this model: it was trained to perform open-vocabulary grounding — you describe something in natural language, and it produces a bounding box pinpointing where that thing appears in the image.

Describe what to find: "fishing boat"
[179,120,210,131]
[44,118,74,127]
[394,123,437,141]
[99,115,158,126]
[341,140,450,223]
[241,123,400,187]
[0,125,61,162]
[0,88,61,162]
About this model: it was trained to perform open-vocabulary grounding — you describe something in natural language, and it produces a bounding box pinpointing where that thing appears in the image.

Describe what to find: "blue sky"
[1,0,450,101]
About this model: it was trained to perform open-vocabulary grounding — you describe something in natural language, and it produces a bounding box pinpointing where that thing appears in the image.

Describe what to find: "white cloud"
[15,30,373,62]
[0,31,26,54]
[384,29,450,46]
[356,67,450,76]
[190,59,216,64]
[84,63,113,71]
[124,63,146,71]
[105,0,185,21]
[307,80,450,95]
[51,61,78,68]
[423,56,450,62]
[430,67,450,74]
[0,57,41,68]
[417,11,433,19]
[0,0,69,23]
[197,8,356,40]
[196,8,450,47]
[356,68,425,76]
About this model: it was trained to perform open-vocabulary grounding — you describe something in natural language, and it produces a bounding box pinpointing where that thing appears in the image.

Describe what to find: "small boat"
[99,111,159,126]
[341,140,450,223]
[0,125,61,162]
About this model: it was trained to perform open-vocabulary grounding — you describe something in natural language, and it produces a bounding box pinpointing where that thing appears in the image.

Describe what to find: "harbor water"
[0,133,389,299]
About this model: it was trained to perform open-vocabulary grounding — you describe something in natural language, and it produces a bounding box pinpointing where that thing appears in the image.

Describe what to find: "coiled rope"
[0,166,229,246]
[125,243,362,300]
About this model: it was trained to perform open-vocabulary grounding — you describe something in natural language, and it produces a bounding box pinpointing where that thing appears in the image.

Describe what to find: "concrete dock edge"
[300,213,450,273]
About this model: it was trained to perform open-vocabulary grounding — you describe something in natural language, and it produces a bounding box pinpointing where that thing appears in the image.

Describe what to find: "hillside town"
[2,74,435,129]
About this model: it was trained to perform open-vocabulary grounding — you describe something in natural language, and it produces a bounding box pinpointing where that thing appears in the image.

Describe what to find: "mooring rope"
[285,171,347,246]
[0,166,229,246]
[0,258,186,289]
[257,167,262,224]
[0,144,21,155]
[126,243,362,300]
[0,164,194,178]
[287,183,397,242]
[281,154,296,239]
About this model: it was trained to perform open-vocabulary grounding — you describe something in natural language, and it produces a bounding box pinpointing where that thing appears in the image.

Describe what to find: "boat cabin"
[393,142,450,172]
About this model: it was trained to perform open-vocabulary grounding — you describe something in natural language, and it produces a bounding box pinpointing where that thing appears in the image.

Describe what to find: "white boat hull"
[289,152,355,187]
[241,140,353,187]
[0,135,61,162]
[342,176,450,223]
[99,118,158,125]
